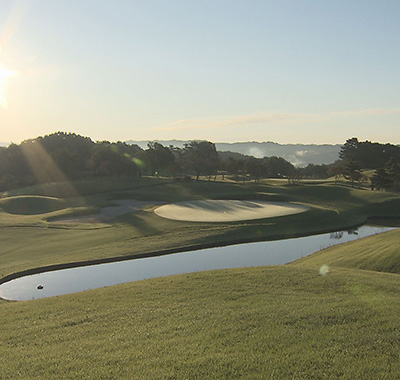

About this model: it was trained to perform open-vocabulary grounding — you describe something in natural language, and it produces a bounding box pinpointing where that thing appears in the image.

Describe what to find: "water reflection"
[0,226,394,301]
[347,229,359,236]
[330,229,359,239]
[330,231,344,239]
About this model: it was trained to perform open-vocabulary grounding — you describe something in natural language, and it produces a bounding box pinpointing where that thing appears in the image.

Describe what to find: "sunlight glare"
[0,62,20,108]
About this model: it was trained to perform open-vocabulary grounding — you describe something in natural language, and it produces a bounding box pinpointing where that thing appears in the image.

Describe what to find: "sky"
[0,0,399,145]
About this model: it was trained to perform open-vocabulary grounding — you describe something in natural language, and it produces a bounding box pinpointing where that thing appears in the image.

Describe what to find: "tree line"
[337,137,400,191]
[1,132,399,192]
[0,132,298,191]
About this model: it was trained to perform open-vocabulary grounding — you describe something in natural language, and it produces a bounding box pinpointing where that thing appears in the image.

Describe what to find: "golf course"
[1,0,400,376]
[1,176,400,379]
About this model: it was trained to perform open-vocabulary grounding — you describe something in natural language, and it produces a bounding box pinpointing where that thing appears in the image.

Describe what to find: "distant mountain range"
[0,142,9,147]
[127,140,341,166]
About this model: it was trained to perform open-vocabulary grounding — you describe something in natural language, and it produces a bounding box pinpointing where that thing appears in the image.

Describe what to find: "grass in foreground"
[1,265,400,379]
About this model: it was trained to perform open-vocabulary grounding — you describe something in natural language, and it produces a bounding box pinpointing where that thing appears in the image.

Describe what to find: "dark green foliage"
[263,156,295,178]
[52,148,84,179]
[32,131,94,159]
[0,133,145,192]
[339,137,359,162]
[2,133,400,194]
[387,159,400,192]
[245,157,264,182]
[298,164,330,179]
[339,137,400,170]
[183,140,220,180]
[144,142,175,176]
[0,144,30,189]
[89,142,140,177]
[373,168,392,191]
[224,157,247,181]
[338,138,400,191]
[343,160,363,188]
[219,153,296,182]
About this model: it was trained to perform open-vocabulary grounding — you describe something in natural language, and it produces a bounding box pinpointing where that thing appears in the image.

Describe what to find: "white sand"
[154,200,309,222]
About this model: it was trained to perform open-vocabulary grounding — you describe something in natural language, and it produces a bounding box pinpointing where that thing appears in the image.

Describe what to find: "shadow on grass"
[180,207,369,249]
[116,211,160,235]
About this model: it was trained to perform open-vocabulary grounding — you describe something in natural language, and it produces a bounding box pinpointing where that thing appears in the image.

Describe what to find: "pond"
[0,225,394,301]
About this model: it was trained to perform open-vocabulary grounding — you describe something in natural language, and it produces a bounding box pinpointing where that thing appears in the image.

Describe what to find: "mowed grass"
[2,177,400,379]
[0,177,400,280]
[293,228,400,274]
[1,265,400,379]
[0,195,66,215]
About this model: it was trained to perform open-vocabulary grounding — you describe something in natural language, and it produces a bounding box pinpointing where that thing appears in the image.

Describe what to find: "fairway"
[1,1,399,375]
[154,199,309,222]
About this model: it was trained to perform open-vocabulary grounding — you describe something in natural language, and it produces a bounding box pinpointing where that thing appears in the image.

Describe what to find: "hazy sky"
[0,0,399,144]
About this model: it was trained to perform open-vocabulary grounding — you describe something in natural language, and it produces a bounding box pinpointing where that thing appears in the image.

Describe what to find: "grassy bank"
[293,228,400,274]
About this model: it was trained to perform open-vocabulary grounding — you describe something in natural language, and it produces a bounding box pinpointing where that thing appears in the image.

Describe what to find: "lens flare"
[319,264,330,276]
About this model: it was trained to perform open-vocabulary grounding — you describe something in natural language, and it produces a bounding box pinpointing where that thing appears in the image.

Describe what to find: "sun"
[0,62,19,108]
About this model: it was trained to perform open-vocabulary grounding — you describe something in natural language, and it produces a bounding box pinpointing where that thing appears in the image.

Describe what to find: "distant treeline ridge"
[0,133,399,192]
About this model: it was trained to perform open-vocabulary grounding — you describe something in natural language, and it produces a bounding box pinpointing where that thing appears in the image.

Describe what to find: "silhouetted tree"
[183,141,219,180]
[246,158,264,183]
[145,142,175,176]
[343,160,362,188]
[89,143,138,177]
[263,156,295,178]
[339,137,360,162]
[226,157,246,182]
[339,137,400,170]
[373,168,392,191]
[387,159,400,192]
[299,164,330,179]
[52,148,83,179]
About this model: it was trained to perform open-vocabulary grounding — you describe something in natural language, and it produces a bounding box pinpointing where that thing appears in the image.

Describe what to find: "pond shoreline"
[1,217,395,292]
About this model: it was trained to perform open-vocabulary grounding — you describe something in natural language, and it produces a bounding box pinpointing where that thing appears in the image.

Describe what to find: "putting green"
[154,200,309,222]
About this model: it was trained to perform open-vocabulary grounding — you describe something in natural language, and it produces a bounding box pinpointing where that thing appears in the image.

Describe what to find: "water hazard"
[0,226,393,301]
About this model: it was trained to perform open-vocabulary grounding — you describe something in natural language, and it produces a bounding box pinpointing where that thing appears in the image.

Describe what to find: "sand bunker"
[54,200,163,223]
[154,200,309,222]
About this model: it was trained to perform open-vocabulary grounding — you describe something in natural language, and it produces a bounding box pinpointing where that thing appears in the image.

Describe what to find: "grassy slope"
[1,266,400,379]
[293,228,400,274]
[2,178,400,379]
[0,195,66,215]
